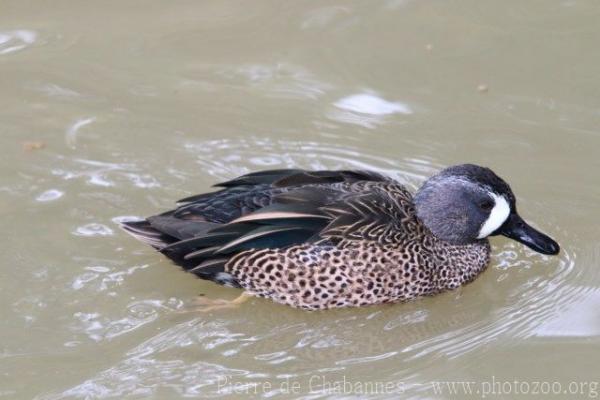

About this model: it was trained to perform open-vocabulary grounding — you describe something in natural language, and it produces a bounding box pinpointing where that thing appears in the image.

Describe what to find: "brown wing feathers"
[120,169,395,285]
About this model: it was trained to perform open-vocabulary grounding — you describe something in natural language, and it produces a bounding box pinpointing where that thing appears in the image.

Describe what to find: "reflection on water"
[2,0,599,399]
[66,117,96,150]
[35,189,64,202]
[38,239,578,398]
[330,92,413,129]
[0,29,36,55]
[334,93,412,115]
[72,223,114,237]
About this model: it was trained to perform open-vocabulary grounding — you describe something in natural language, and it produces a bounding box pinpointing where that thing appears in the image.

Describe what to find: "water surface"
[2,1,600,399]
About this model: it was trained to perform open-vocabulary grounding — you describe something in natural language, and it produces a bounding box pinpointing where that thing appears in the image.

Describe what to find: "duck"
[121,164,560,310]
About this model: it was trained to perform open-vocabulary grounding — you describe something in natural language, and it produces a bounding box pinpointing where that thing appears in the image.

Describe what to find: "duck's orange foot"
[178,292,252,313]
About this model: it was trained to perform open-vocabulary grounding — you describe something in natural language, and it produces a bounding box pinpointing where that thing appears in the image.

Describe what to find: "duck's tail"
[119,217,242,288]
[119,219,174,250]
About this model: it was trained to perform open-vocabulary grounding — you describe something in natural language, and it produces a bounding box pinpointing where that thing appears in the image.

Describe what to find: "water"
[2,1,599,399]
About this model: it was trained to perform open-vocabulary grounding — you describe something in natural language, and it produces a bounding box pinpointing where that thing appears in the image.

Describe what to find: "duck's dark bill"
[497,214,560,255]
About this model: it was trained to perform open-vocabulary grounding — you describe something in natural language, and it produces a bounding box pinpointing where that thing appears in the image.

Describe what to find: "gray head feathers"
[414,164,514,244]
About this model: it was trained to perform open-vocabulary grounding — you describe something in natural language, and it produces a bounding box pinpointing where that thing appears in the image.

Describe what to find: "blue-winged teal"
[122,164,559,310]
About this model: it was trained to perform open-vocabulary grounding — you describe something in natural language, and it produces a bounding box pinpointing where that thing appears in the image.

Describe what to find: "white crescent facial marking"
[477,193,510,239]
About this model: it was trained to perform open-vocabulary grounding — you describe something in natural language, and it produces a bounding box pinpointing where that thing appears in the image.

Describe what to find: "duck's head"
[414,164,559,255]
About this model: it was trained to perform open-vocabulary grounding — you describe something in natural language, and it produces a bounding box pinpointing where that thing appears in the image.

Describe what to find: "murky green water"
[2,1,600,399]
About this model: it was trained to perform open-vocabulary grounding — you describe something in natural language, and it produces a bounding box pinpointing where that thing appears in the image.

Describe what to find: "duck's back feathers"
[120,169,407,286]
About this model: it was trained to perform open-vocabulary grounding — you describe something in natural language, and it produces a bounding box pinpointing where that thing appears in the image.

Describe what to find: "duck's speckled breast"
[226,235,491,310]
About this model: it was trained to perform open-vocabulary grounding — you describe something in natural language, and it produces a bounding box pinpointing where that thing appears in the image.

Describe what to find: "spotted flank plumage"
[121,165,559,310]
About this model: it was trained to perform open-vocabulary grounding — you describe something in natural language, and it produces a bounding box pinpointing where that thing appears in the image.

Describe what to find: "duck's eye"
[479,200,494,211]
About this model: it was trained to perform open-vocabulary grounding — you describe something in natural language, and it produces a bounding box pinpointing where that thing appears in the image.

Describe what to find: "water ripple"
[182,137,437,191]
[65,117,96,150]
[52,157,160,188]
[72,223,114,237]
[39,141,586,399]
[35,189,64,202]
